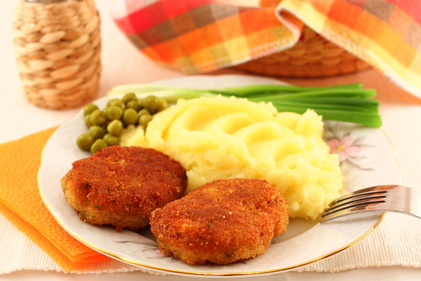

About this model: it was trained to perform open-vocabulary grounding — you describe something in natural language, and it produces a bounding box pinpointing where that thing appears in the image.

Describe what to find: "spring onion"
[109,83,382,127]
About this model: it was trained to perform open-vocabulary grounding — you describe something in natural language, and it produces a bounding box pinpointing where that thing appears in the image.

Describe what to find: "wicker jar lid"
[12,0,101,109]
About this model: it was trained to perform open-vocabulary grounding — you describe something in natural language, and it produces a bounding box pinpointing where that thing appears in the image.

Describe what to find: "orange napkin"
[0,128,111,272]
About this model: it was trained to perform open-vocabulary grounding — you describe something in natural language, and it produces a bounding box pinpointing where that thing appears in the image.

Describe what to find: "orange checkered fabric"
[110,0,421,98]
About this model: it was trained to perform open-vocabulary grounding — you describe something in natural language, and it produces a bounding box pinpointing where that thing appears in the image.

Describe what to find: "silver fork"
[320,185,421,222]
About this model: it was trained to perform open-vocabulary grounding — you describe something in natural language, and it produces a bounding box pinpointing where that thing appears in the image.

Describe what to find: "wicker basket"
[12,0,101,109]
[234,0,371,78]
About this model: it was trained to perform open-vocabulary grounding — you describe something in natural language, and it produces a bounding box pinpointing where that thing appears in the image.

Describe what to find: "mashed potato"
[122,96,343,220]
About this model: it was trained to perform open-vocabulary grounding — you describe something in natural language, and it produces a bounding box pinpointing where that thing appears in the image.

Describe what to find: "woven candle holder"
[233,0,371,78]
[12,0,101,109]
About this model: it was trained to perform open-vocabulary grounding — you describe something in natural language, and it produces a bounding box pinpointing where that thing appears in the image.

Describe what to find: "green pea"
[102,106,109,117]
[137,108,150,117]
[90,139,108,154]
[76,133,94,151]
[103,133,120,146]
[89,125,106,140]
[122,93,137,104]
[126,100,140,112]
[84,114,92,128]
[83,103,98,116]
[106,105,123,120]
[107,98,125,108]
[142,95,161,113]
[156,98,168,112]
[137,98,143,108]
[89,109,107,126]
[107,119,123,136]
[123,108,138,126]
[138,114,153,127]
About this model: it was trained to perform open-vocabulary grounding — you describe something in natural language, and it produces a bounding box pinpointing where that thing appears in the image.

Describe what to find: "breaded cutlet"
[150,178,288,264]
[61,146,187,231]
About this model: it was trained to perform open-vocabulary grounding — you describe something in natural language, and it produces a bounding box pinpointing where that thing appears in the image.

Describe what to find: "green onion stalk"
[109,83,382,128]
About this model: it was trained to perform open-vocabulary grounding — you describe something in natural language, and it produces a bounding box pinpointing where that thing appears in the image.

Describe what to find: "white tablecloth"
[1,0,421,280]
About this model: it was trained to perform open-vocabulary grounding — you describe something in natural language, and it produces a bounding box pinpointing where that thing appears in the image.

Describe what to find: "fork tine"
[320,185,421,222]
[321,196,386,218]
[320,186,395,221]
[327,192,387,211]
[328,185,392,206]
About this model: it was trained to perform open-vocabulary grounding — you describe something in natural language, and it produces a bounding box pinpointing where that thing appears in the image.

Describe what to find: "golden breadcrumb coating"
[61,146,187,231]
[150,178,288,264]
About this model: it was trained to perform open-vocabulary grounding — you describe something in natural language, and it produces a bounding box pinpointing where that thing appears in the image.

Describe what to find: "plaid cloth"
[110,0,421,98]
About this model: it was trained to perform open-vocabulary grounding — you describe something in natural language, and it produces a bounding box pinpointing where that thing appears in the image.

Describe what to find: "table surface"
[1,0,421,280]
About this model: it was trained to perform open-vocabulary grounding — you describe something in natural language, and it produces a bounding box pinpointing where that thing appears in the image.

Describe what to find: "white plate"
[38,74,400,277]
